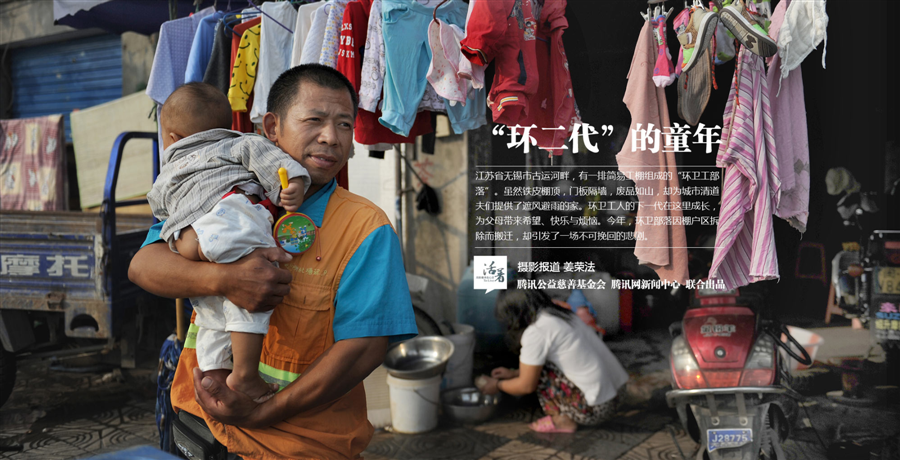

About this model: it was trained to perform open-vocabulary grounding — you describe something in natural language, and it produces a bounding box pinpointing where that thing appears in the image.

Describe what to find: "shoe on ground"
[718,0,777,57]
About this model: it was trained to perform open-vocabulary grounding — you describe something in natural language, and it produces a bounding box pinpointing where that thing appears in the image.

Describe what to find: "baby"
[147,82,309,402]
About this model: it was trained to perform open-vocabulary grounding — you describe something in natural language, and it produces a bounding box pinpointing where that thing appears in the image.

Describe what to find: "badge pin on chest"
[275,168,320,260]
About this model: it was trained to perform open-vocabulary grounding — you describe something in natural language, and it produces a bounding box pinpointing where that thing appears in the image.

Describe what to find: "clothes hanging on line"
[379,0,483,137]
[457,0,486,90]
[146,6,216,105]
[319,0,353,68]
[615,20,689,285]
[708,47,781,290]
[291,2,326,67]
[228,21,261,113]
[147,0,580,152]
[250,2,297,123]
[460,0,579,150]
[767,0,809,233]
[524,0,580,150]
[335,0,434,145]
[229,17,261,132]
[203,19,233,94]
[300,3,331,65]
[185,11,226,84]
[460,0,538,128]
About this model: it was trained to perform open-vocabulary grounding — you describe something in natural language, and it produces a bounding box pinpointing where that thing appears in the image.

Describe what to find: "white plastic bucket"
[442,323,475,391]
[781,326,824,372]
[386,374,441,434]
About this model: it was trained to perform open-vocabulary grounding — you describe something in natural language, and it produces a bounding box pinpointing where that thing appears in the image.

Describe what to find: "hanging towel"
[616,21,688,284]
[709,47,781,290]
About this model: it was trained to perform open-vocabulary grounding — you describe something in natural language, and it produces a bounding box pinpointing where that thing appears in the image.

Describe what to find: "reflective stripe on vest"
[183,322,300,390]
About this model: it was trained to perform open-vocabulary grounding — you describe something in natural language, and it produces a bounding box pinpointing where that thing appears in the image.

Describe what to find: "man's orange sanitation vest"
[170,186,393,460]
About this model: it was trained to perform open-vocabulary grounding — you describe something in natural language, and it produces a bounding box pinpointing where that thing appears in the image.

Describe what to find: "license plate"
[876,267,900,295]
[707,429,752,452]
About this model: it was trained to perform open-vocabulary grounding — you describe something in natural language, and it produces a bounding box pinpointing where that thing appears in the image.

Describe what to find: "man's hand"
[193,368,268,428]
[129,243,292,312]
[219,247,293,312]
[281,177,306,212]
[195,336,388,428]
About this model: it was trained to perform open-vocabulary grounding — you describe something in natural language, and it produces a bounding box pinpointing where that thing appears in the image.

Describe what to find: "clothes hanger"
[223,12,260,36]
[644,0,669,21]
[433,0,449,21]
[247,0,294,33]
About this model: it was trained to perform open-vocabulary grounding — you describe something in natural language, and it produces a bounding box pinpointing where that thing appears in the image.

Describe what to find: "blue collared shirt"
[141,179,417,343]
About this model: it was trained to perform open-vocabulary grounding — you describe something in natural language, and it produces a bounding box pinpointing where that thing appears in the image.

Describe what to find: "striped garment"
[147,129,309,243]
[708,48,782,290]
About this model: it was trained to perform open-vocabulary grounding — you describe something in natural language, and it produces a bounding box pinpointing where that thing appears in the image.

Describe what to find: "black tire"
[0,348,16,408]
[791,367,837,396]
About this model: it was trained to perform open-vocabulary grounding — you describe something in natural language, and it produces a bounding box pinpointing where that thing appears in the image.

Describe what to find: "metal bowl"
[441,387,501,424]
[383,336,455,380]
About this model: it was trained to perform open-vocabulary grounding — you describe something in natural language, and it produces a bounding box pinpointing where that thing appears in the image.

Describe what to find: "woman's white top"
[519,310,629,406]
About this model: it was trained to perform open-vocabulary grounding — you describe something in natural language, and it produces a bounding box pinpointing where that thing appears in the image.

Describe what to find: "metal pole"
[395,145,404,262]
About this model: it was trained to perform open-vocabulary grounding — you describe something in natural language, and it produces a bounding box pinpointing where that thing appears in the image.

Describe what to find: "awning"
[53,0,218,36]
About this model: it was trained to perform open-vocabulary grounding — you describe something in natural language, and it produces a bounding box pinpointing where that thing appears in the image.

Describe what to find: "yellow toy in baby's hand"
[274,167,317,256]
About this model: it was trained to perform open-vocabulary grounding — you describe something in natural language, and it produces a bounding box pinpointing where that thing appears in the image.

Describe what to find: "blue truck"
[0,132,161,407]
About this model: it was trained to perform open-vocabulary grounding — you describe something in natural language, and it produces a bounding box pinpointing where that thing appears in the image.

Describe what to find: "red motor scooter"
[666,286,811,460]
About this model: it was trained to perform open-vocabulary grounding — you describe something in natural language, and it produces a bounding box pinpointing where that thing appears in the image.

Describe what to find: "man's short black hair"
[267,64,358,119]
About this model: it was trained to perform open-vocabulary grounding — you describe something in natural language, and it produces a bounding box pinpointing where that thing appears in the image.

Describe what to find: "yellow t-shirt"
[227,24,261,112]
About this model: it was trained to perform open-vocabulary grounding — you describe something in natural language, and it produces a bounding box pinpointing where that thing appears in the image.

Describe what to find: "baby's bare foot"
[226,372,275,403]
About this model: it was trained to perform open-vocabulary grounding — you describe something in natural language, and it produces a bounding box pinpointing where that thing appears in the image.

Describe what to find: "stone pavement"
[362,392,837,460]
[1,327,897,459]
[0,357,159,459]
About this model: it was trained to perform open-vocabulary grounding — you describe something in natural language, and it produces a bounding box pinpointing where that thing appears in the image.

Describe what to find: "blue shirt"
[141,179,417,343]
[145,9,214,105]
[185,12,225,84]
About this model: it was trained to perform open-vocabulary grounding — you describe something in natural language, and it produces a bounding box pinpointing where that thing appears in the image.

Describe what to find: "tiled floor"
[2,328,897,459]
[0,358,159,459]
[362,402,837,460]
